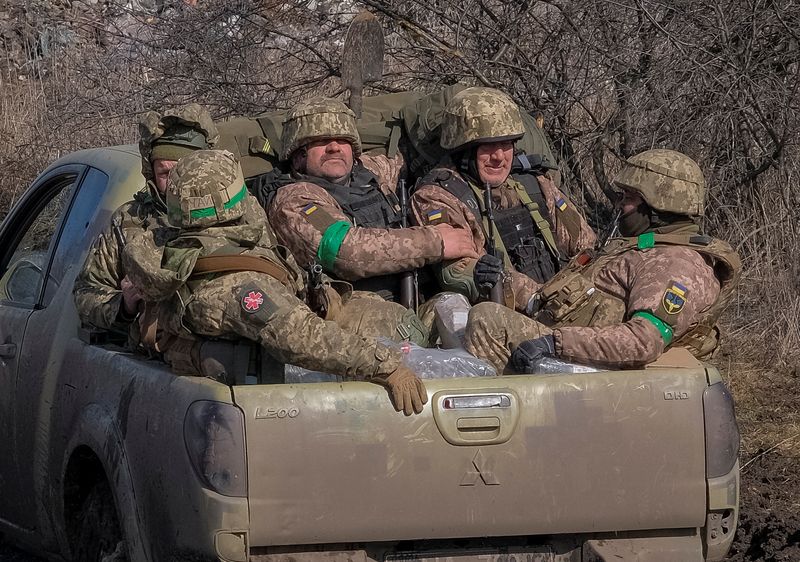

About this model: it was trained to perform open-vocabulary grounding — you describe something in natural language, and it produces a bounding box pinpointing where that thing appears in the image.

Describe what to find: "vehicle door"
[0,165,108,531]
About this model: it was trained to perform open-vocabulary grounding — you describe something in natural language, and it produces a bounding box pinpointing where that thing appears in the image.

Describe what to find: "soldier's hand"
[474,254,504,294]
[120,276,143,316]
[510,335,556,373]
[436,224,479,260]
[373,366,428,415]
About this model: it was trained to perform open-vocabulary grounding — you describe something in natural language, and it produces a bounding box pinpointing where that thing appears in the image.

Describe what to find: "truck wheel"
[73,480,128,562]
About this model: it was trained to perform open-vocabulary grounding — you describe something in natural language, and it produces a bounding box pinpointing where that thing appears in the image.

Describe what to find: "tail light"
[184,400,247,497]
[703,382,740,478]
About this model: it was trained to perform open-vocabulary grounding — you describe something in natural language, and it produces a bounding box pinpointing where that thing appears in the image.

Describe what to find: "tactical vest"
[536,232,741,359]
[421,163,561,283]
[305,162,404,301]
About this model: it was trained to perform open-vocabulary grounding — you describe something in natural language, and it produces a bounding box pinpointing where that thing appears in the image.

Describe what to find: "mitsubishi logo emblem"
[460,449,499,486]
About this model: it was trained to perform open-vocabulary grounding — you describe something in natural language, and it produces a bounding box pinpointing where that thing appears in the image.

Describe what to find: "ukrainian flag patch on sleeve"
[302,203,318,215]
[556,197,568,212]
[426,208,447,224]
[662,280,688,315]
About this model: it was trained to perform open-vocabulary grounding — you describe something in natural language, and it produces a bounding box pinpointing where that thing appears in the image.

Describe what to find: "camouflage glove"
[474,254,504,295]
[510,335,556,373]
[372,366,428,416]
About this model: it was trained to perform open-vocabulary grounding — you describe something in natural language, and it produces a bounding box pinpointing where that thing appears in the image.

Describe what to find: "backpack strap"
[508,177,561,260]
[191,255,292,287]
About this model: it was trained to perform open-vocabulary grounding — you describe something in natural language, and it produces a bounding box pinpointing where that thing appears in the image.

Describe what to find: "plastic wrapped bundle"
[399,341,497,378]
[284,341,497,383]
[528,357,601,375]
[433,292,471,349]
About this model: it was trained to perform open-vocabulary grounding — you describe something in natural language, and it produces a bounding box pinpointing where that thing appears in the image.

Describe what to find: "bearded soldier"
[122,149,427,415]
[74,104,267,345]
[464,149,741,373]
[266,97,479,345]
[411,87,595,312]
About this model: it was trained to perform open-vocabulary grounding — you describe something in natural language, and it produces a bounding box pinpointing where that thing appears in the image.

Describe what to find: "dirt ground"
[725,350,800,562]
[1,356,798,562]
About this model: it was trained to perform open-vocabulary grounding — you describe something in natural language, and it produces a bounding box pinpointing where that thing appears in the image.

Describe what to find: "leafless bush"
[0,0,797,362]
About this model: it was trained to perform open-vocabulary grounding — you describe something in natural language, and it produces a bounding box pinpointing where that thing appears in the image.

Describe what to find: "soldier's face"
[152,159,178,194]
[476,141,514,187]
[299,139,354,182]
[619,189,644,216]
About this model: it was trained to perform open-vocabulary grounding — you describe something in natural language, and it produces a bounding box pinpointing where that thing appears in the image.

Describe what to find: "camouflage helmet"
[138,103,219,181]
[165,150,247,229]
[440,87,525,151]
[280,97,362,161]
[613,149,705,217]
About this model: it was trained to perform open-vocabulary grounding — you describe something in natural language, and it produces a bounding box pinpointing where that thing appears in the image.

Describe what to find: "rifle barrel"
[398,180,416,310]
[483,183,504,304]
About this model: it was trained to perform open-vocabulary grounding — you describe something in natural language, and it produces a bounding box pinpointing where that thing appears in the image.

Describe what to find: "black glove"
[474,254,504,294]
[510,335,556,373]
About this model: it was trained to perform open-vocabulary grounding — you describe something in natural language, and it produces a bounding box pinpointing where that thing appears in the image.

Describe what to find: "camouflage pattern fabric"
[165,149,246,229]
[412,165,596,311]
[465,242,722,371]
[113,149,406,379]
[439,87,525,151]
[613,149,705,216]
[280,97,362,160]
[169,270,402,379]
[268,153,444,281]
[74,185,272,340]
[139,103,219,183]
[334,291,429,347]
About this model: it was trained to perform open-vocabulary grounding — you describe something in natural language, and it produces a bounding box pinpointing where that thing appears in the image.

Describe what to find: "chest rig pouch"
[535,248,626,328]
[421,163,560,283]
[493,200,559,283]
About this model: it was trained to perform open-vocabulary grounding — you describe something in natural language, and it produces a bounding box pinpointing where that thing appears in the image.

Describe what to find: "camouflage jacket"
[73,185,271,336]
[465,229,735,371]
[267,154,444,281]
[554,241,722,368]
[121,212,402,379]
[411,166,596,311]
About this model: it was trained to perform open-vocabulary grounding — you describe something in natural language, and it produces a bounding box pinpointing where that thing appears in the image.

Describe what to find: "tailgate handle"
[457,417,501,432]
[0,343,16,358]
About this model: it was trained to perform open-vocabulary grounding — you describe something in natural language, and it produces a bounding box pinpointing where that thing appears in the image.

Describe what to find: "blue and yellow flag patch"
[556,198,568,212]
[662,281,688,315]
[426,208,446,224]
[302,203,318,216]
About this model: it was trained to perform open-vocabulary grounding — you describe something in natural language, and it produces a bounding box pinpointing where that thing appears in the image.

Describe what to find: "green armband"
[317,220,351,271]
[633,310,674,346]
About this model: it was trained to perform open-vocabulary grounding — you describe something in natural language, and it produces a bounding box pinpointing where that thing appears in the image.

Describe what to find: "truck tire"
[73,480,128,562]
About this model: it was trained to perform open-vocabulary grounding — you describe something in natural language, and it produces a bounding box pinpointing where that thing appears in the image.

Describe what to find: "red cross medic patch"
[242,289,264,313]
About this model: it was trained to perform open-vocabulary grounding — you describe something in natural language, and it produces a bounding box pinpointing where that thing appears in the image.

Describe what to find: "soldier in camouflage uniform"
[266,97,479,345]
[464,149,741,373]
[74,104,269,346]
[411,87,596,314]
[123,149,427,415]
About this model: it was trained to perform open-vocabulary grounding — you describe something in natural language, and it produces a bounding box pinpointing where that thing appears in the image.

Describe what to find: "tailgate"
[234,367,708,546]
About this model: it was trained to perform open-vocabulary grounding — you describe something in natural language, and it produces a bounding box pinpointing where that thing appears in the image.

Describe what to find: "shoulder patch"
[426,208,448,224]
[662,280,688,315]
[299,202,338,233]
[239,283,279,323]
[555,197,568,212]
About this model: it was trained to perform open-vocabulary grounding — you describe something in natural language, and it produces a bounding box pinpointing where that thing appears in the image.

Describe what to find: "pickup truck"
[0,143,740,562]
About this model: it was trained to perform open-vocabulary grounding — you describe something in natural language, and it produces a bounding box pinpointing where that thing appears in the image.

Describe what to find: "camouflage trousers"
[332,291,429,347]
[464,302,553,373]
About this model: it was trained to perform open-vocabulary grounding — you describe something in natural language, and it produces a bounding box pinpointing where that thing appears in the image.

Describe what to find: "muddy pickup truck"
[0,144,739,562]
